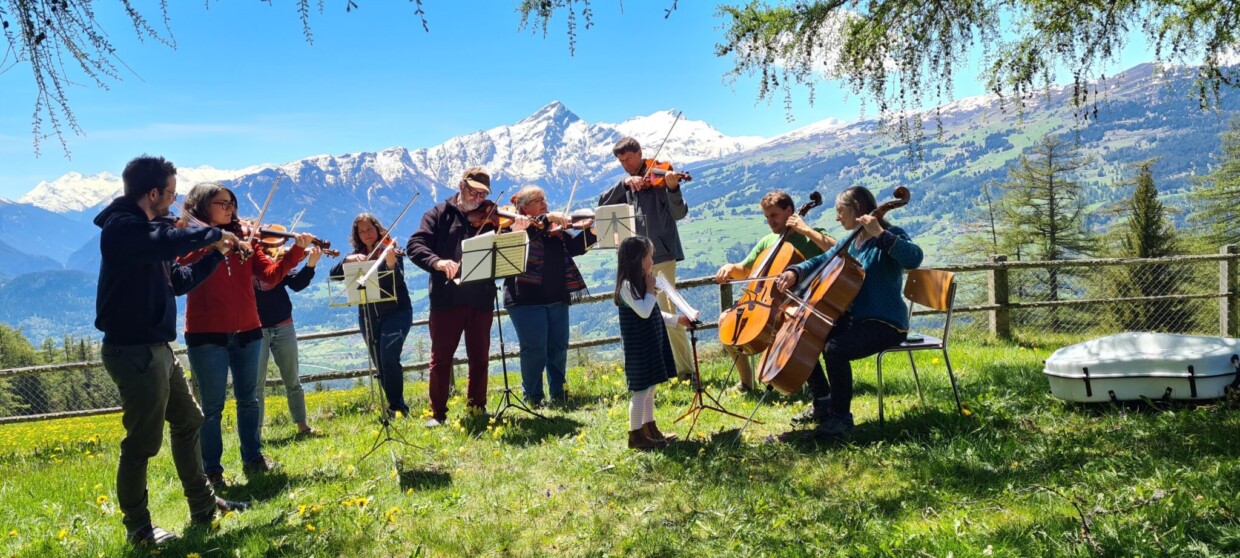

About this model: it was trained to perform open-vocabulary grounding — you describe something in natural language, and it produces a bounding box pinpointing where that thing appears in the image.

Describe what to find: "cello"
[716,192,823,355]
[756,187,911,395]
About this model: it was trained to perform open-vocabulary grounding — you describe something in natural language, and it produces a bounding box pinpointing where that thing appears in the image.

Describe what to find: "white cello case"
[1043,333,1240,402]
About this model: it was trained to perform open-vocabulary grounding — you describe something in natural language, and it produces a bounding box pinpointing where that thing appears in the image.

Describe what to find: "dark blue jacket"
[94,197,223,345]
[255,263,316,327]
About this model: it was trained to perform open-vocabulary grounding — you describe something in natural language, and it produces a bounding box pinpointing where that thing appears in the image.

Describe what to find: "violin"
[533,209,595,238]
[642,159,692,189]
[466,199,520,230]
[376,236,406,258]
[256,223,341,258]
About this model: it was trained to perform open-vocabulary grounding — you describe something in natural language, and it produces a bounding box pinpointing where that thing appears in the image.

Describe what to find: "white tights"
[628,386,657,431]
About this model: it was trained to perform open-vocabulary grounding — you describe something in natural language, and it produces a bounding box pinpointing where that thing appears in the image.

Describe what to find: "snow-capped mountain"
[20,165,266,214]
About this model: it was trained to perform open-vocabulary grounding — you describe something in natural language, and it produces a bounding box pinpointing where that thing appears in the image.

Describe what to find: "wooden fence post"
[1222,245,1238,337]
[989,254,1011,340]
[720,282,734,313]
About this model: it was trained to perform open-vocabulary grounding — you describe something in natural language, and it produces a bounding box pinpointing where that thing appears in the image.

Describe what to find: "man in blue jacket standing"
[95,155,248,546]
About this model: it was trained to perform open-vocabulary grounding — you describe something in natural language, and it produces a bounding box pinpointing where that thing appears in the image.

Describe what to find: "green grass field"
[1,337,1238,557]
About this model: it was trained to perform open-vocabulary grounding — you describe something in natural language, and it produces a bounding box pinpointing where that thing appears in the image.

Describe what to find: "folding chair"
[875,268,963,427]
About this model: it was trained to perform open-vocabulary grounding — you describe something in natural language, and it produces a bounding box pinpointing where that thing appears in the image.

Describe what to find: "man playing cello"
[714,190,835,392]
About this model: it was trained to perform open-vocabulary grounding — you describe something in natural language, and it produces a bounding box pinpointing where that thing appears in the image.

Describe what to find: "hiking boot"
[791,396,832,424]
[242,456,278,475]
[642,421,678,443]
[205,471,226,490]
[128,524,178,546]
[815,411,855,438]
[190,497,251,525]
[627,428,667,451]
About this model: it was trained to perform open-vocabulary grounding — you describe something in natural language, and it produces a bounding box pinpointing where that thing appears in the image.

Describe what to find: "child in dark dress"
[614,236,691,450]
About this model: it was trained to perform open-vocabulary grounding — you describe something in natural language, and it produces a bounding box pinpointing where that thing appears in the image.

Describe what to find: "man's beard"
[457,194,481,212]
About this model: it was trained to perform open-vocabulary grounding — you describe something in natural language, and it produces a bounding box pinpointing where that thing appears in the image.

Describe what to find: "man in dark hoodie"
[95,155,248,546]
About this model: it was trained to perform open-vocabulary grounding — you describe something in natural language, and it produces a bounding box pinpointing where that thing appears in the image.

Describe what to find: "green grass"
[1,337,1238,557]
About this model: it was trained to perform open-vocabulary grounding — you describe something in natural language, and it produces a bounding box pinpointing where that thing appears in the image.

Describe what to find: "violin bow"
[562,177,580,215]
[641,110,683,179]
[357,190,420,288]
[248,176,282,244]
[287,208,306,232]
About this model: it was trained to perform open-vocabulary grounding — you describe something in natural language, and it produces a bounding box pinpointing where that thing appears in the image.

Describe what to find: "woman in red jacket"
[178,182,312,488]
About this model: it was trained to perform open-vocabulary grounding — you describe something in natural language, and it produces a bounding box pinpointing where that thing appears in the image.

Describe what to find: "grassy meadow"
[1,337,1238,557]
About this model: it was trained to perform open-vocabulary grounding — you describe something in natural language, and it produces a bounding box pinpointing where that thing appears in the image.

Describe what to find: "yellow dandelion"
[58,529,68,540]
[306,524,316,532]
[95,495,108,505]
[9,529,17,537]
[406,488,414,495]
[188,553,202,558]
[394,410,404,419]
[931,357,941,365]
[492,450,500,457]
[298,504,308,516]
[962,409,973,417]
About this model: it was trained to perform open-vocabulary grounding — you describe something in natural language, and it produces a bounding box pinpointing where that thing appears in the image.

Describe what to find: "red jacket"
[178,244,305,334]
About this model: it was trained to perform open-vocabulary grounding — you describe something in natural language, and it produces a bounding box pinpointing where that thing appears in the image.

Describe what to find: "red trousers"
[427,306,493,419]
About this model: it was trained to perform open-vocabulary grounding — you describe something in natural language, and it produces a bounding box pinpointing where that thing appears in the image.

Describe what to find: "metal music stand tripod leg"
[352,285,421,469]
[491,282,546,421]
[673,322,751,438]
[457,236,546,421]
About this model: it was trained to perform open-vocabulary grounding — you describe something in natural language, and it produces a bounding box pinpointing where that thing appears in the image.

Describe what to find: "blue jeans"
[360,308,412,414]
[507,302,569,404]
[259,322,307,425]
[187,334,264,474]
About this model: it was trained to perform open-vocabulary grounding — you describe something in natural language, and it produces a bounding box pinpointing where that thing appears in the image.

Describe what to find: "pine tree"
[1193,117,1240,245]
[1105,161,1193,332]
[998,134,1097,308]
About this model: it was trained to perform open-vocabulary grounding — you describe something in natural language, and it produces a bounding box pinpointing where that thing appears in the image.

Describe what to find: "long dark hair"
[837,186,893,230]
[349,213,389,255]
[184,182,241,233]
[614,236,653,306]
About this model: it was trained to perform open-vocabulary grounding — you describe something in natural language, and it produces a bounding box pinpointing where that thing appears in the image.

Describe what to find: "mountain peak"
[517,101,581,127]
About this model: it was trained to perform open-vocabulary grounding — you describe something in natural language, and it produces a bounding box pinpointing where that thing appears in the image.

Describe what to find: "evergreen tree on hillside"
[1103,161,1195,332]
[0,325,42,415]
[1193,117,1240,245]
[998,134,1097,306]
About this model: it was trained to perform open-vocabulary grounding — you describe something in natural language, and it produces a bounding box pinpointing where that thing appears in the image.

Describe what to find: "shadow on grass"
[398,467,452,491]
[495,415,586,447]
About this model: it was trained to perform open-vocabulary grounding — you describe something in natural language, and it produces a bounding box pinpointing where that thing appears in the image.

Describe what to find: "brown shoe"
[627,428,667,450]
[643,421,678,442]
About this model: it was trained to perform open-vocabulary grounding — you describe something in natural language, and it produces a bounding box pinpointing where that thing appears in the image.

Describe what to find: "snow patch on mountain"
[20,164,266,213]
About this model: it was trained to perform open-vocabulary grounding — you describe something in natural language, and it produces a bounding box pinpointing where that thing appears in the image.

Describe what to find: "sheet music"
[656,275,700,322]
[337,261,397,306]
[595,203,635,249]
[457,229,529,284]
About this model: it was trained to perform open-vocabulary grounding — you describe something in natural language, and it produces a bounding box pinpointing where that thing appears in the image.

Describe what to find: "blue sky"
[0,1,1157,199]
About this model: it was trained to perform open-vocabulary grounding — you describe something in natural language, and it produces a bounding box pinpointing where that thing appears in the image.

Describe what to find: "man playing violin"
[598,136,695,380]
[713,190,836,391]
[406,167,531,427]
[94,155,249,546]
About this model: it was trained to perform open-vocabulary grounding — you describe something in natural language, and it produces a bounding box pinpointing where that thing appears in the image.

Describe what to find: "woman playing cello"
[773,186,923,437]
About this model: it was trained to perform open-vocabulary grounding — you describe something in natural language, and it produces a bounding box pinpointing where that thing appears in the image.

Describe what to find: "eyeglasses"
[211,200,238,209]
[463,186,488,198]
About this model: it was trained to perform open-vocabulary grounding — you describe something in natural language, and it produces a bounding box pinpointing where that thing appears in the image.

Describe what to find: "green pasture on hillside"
[1,338,1237,557]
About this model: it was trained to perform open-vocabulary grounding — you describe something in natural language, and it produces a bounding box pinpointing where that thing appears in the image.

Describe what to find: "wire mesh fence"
[2,248,1237,423]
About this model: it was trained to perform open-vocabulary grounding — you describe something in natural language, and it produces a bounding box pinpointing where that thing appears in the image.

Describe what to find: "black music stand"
[458,231,545,421]
[332,262,421,468]
[655,276,750,438]
[673,320,752,438]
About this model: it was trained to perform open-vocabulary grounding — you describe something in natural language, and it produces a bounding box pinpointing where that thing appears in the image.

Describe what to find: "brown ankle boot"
[627,428,667,450]
[643,422,678,442]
